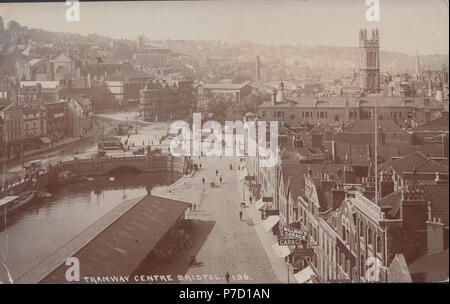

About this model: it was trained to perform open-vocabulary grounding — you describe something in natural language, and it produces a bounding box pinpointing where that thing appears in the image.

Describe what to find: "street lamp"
[286,261,290,283]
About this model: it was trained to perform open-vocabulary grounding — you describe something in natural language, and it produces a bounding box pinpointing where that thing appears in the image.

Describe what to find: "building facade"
[139,79,194,122]
[46,100,68,143]
[23,106,47,139]
[258,96,444,127]
[67,97,92,137]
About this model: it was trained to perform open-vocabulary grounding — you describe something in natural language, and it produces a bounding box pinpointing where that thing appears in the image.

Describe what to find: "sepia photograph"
[0,0,448,290]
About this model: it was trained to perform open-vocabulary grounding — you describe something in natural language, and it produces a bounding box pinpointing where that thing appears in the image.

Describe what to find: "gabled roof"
[377,183,449,224]
[389,151,448,177]
[388,254,413,282]
[0,103,23,113]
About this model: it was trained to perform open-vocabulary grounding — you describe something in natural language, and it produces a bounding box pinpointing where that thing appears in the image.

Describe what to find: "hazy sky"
[0,0,449,55]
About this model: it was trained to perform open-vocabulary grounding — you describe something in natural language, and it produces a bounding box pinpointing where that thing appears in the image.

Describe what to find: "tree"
[206,94,232,122]
[7,20,21,32]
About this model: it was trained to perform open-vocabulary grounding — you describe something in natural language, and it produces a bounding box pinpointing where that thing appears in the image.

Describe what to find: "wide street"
[148,155,282,284]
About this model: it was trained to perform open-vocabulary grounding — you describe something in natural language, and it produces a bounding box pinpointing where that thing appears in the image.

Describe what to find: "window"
[334,115,339,122]
[367,226,373,246]
[274,111,284,118]
[360,254,365,276]
[376,235,382,254]
[346,260,350,275]
[290,114,295,119]
[261,111,266,117]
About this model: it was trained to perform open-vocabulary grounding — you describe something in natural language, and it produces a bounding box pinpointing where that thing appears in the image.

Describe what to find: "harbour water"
[0,172,180,283]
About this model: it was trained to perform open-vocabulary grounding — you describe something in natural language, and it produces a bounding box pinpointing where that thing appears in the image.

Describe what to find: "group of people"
[201,169,223,188]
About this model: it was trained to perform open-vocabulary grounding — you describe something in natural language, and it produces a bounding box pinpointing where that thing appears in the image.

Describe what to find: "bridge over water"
[0,152,189,200]
[53,153,188,178]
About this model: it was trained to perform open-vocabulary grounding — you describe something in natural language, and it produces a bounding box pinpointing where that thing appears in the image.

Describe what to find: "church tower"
[359,29,380,95]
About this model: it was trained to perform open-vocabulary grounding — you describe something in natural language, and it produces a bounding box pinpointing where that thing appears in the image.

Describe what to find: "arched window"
[359,220,364,238]
[367,226,373,246]
[360,254,365,276]
[346,260,351,276]
[376,234,382,254]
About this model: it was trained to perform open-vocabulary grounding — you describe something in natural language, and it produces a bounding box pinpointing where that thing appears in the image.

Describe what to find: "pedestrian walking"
[219,176,222,184]
[202,177,205,184]
[193,203,196,212]
[239,210,243,221]
[249,196,253,204]
[225,272,230,284]
[229,164,232,170]
[216,169,219,176]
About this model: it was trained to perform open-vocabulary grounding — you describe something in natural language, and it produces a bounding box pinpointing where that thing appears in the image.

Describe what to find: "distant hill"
[0,19,448,77]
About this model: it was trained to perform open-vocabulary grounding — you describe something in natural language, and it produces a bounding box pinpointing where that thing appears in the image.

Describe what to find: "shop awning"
[40,137,51,144]
[294,266,315,283]
[262,215,280,232]
[272,243,291,258]
[255,199,265,211]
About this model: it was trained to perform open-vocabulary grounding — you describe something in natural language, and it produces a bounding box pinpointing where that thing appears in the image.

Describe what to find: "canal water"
[0,172,181,283]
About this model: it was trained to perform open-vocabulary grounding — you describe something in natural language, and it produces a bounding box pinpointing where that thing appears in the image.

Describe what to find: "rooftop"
[378,183,449,225]
[343,119,405,134]
[259,96,444,109]
[384,151,449,177]
[19,195,190,283]
[415,112,449,132]
[408,249,449,282]
[202,83,251,90]
[106,70,153,81]
[20,81,60,89]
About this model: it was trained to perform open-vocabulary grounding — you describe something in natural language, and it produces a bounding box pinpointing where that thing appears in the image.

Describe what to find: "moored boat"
[37,192,52,199]
[0,191,37,218]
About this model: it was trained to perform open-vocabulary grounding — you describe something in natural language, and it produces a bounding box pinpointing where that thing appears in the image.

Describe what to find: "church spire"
[415,49,421,80]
